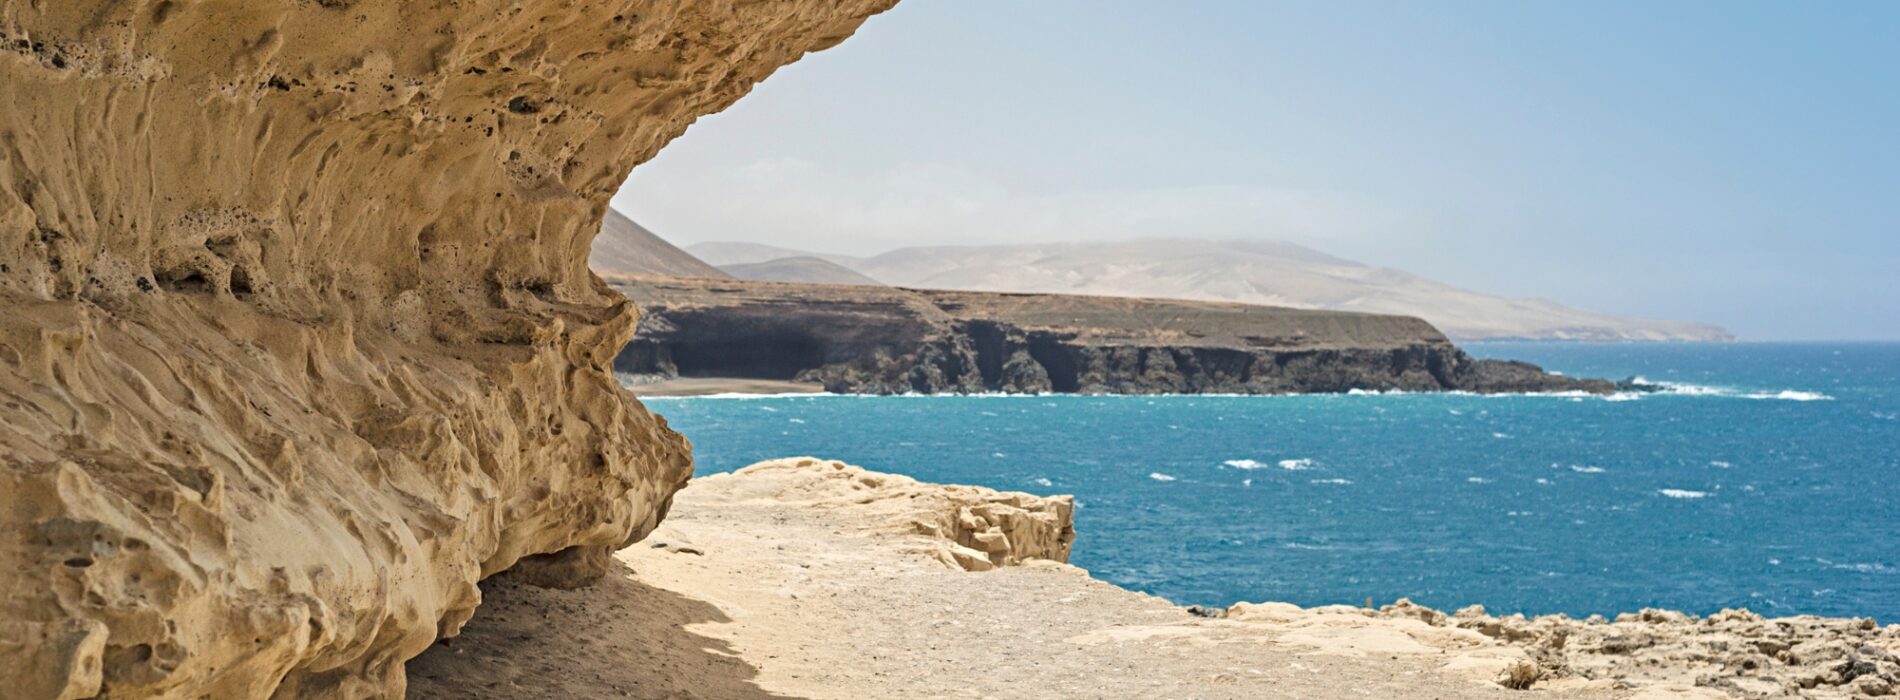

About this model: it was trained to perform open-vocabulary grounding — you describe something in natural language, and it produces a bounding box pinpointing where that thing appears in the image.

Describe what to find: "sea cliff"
[609,275,1614,395]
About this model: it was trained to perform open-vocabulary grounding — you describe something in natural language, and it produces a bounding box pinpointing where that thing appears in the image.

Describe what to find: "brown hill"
[720,256,885,285]
[589,209,732,279]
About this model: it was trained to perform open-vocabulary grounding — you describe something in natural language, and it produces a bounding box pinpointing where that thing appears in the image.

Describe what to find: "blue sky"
[615,1,1900,340]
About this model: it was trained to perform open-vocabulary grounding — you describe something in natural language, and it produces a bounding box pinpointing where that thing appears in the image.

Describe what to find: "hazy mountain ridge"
[719,256,885,286]
[689,238,1731,341]
[590,210,734,279]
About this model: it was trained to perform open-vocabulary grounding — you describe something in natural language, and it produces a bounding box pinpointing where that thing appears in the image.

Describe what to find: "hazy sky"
[614,1,1900,341]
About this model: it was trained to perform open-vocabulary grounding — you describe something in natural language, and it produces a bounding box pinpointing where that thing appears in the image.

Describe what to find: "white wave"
[1031,477,1053,487]
[757,406,779,412]
[1278,458,1314,471]
[1825,561,1896,575]
[1746,390,1832,401]
[1222,459,1269,470]
[1658,489,1710,499]
[1628,379,1834,402]
[1241,478,1253,487]
[1569,465,1606,474]
[787,418,806,424]
[637,382,1831,402]
[1310,478,1352,485]
[1466,477,1492,484]
[1491,432,1512,439]
[1148,472,1176,482]
[1710,460,1734,469]
[638,391,839,400]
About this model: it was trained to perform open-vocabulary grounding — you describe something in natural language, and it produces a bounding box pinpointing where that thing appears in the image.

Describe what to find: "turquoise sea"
[641,343,1900,621]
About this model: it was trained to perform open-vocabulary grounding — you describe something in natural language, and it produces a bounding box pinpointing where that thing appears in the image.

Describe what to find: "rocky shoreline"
[411,458,1898,700]
[611,275,1619,396]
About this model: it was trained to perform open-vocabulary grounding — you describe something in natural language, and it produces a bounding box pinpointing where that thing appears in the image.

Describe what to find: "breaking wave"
[1657,489,1711,499]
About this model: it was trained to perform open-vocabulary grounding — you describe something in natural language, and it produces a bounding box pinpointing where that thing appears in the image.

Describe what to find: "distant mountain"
[589,210,732,279]
[686,241,865,269]
[690,238,1731,341]
[719,256,885,286]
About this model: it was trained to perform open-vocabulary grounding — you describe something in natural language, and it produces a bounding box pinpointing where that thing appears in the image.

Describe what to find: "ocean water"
[641,342,1900,621]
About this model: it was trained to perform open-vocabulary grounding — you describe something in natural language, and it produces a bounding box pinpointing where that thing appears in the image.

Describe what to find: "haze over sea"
[642,342,1900,620]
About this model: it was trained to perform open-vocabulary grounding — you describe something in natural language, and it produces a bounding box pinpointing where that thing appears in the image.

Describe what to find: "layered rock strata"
[0,2,891,698]
[610,275,1614,395]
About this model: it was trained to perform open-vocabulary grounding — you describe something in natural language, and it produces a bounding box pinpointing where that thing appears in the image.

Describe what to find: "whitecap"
[1658,489,1710,499]
[1241,478,1253,487]
[1491,432,1512,439]
[1277,458,1314,471]
[1630,378,1834,402]
[1710,460,1733,468]
[1148,472,1176,482]
[787,418,806,424]
[1310,478,1352,485]
[758,406,779,413]
[1569,465,1606,474]
[1031,477,1053,487]
[1222,459,1269,470]
[1748,390,1833,401]
[1826,561,1896,575]
[1467,477,1492,484]
[991,452,1006,458]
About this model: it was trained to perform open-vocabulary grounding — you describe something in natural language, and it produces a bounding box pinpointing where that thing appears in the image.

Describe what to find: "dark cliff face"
[610,276,1612,396]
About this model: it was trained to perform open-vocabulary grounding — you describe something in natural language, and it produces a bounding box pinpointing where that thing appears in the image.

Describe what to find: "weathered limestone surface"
[703,457,1076,572]
[0,2,891,698]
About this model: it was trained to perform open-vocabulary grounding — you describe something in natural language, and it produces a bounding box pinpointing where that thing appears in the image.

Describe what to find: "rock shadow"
[407,558,802,699]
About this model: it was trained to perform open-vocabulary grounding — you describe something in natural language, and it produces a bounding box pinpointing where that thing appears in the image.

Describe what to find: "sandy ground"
[626,377,827,396]
[407,459,1716,700]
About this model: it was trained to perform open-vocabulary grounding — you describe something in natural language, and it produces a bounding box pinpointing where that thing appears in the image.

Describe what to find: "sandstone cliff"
[609,275,1613,395]
[0,2,891,698]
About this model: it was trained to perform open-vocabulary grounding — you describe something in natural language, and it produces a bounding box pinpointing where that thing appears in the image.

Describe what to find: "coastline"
[410,458,1898,699]
[627,376,829,397]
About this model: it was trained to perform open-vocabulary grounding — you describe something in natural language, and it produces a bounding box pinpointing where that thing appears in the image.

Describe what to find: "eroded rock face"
[611,276,1616,395]
[1222,599,1900,697]
[0,2,892,698]
[695,457,1076,572]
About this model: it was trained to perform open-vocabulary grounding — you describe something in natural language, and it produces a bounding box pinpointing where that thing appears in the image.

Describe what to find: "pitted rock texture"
[1222,600,1900,699]
[0,2,891,698]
